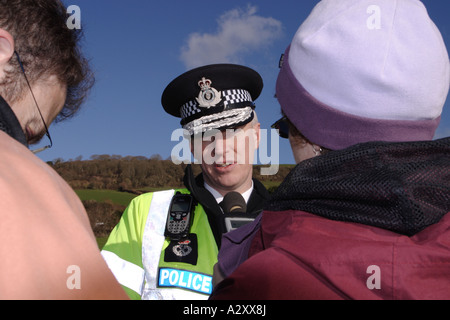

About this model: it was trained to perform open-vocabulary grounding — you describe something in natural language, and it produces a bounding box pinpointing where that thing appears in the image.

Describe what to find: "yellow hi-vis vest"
[101,189,218,300]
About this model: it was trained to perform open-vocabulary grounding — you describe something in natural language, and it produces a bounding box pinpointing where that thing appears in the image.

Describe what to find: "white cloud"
[180,5,283,69]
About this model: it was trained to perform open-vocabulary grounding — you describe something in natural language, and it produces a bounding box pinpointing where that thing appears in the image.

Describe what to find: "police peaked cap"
[161,64,263,135]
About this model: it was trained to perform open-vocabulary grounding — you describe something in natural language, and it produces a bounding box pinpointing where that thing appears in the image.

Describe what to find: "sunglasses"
[271,116,289,139]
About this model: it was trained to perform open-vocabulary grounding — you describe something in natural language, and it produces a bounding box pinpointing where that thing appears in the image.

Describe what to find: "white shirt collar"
[204,181,254,204]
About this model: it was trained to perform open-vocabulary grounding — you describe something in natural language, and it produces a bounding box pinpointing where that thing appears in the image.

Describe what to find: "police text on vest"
[158,268,213,295]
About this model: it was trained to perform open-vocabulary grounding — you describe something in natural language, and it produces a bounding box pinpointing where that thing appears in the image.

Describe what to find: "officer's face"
[193,121,260,196]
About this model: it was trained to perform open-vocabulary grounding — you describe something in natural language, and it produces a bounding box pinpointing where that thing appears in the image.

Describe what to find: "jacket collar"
[183,164,270,247]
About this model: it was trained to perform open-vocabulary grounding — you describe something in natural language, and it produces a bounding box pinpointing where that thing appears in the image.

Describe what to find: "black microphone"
[221,192,254,232]
[221,192,247,214]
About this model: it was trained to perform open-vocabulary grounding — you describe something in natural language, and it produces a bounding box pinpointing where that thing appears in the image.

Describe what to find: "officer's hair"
[0,0,94,123]
[251,111,259,127]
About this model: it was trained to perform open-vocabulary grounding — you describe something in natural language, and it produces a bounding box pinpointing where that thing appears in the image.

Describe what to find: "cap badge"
[196,77,222,108]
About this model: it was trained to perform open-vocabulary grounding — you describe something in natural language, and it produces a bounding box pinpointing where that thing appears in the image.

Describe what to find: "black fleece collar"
[0,95,27,147]
[266,138,450,236]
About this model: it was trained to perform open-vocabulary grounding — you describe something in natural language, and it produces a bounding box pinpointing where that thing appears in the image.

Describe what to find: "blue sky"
[36,0,450,165]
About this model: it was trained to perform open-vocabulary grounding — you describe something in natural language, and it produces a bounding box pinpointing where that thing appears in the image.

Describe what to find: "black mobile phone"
[164,193,195,240]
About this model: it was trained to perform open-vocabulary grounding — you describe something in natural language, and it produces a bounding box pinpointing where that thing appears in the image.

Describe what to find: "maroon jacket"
[212,209,450,300]
[211,139,450,300]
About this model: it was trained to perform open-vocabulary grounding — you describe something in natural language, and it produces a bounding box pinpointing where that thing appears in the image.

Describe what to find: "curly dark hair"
[0,0,94,122]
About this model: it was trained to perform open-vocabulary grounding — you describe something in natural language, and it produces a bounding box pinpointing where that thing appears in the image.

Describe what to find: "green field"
[75,189,138,206]
[75,189,139,249]
[97,237,109,250]
[75,180,283,207]
[77,184,283,250]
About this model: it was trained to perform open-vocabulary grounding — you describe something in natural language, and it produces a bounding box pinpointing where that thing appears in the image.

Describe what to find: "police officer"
[102,64,270,300]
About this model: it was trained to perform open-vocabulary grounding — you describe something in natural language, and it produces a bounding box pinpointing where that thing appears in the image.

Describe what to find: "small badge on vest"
[164,234,198,265]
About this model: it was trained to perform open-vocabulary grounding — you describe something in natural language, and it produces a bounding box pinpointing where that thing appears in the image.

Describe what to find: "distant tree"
[90,154,112,161]
[51,154,294,192]
[53,157,64,165]
[150,154,163,161]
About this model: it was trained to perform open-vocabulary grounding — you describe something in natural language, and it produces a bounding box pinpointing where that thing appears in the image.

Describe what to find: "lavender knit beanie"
[276,0,450,150]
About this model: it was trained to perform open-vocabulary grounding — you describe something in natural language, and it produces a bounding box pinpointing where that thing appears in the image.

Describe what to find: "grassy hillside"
[51,157,295,248]
[75,189,138,206]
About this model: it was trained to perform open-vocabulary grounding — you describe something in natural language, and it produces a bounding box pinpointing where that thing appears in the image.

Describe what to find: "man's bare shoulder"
[0,132,128,299]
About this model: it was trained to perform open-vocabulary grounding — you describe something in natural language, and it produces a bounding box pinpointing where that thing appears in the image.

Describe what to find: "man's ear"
[0,29,14,67]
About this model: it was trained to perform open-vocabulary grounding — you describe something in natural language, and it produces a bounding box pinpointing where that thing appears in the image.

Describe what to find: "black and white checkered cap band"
[180,89,253,120]
[223,89,253,108]
[180,100,200,119]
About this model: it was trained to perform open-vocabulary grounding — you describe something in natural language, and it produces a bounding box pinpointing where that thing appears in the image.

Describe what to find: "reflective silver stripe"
[101,250,145,295]
[139,190,209,300]
[141,190,175,300]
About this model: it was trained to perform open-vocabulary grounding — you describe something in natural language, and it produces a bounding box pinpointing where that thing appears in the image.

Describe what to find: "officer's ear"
[0,29,14,71]
[249,112,261,151]
[253,121,261,151]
